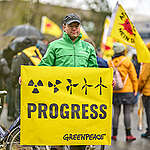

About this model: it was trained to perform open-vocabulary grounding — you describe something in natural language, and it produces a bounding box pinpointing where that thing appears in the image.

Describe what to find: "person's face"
[97,51,103,58]
[63,22,80,40]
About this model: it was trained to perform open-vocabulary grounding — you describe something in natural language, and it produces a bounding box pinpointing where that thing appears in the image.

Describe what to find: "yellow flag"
[101,16,112,51]
[109,3,150,63]
[41,16,62,38]
[101,16,115,59]
[102,37,115,60]
[21,66,113,146]
[80,26,90,40]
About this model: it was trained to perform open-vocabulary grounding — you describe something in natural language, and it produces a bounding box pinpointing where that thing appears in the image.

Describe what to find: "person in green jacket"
[39,13,97,68]
[39,13,98,150]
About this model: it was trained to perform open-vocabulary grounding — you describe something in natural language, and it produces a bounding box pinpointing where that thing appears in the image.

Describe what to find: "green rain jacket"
[39,32,98,67]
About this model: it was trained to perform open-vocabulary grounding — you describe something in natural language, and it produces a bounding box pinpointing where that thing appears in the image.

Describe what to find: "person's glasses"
[68,24,80,29]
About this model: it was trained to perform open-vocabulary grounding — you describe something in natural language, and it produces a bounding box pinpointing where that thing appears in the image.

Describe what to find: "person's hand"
[134,91,137,96]
[19,76,21,85]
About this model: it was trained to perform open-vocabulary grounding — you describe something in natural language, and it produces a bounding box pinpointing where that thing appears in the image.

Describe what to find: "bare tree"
[85,0,111,12]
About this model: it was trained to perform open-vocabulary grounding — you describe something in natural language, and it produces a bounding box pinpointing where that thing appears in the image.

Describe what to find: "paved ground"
[0,104,150,150]
[97,105,150,150]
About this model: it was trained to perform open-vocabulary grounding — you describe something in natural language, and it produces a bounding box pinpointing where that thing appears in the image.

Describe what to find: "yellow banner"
[21,66,113,146]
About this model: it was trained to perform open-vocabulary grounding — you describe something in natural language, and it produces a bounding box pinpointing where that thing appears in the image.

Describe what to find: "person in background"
[39,13,98,150]
[132,54,141,79]
[131,54,141,111]
[108,42,138,141]
[96,48,108,68]
[138,43,150,138]
[0,55,10,114]
[8,37,48,121]
[0,56,10,90]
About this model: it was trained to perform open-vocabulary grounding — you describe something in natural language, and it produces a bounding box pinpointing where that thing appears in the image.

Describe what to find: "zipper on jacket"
[73,44,76,67]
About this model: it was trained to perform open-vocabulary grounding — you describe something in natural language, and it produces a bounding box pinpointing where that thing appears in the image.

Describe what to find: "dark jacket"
[97,56,108,68]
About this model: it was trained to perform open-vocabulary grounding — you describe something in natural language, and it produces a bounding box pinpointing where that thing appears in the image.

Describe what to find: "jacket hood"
[112,53,124,59]
[112,55,126,67]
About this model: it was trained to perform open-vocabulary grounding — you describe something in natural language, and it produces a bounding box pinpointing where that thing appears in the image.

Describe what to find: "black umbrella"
[2,36,38,68]
[3,24,44,40]
[9,36,37,52]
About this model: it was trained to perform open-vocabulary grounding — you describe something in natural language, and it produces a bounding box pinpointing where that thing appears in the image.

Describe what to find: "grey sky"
[108,0,150,16]
[40,0,89,10]
[40,0,150,16]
